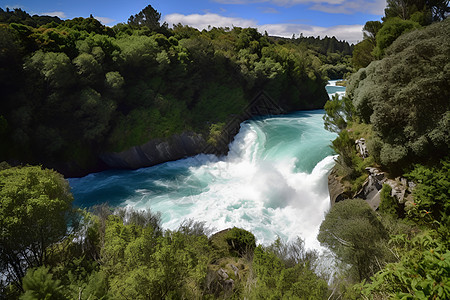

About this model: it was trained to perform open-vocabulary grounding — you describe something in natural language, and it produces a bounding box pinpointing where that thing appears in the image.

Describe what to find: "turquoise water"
[326,80,346,99]
[69,83,341,249]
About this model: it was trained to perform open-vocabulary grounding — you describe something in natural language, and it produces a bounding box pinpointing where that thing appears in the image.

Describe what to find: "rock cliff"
[99,91,286,171]
[100,132,208,169]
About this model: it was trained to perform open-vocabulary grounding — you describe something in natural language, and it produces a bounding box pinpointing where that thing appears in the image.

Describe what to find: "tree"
[348,18,450,169]
[384,0,425,20]
[362,20,382,45]
[128,4,161,31]
[323,94,354,133]
[373,17,421,58]
[0,166,76,291]
[73,53,103,87]
[428,0,450,21]
[318,199,389,281]
[20,267,66,300]
[25,51,75,89]
[352,39,376,69]
[384,0,449,22]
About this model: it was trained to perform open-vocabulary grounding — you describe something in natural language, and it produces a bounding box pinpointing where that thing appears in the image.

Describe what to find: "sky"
[2,0,386,44]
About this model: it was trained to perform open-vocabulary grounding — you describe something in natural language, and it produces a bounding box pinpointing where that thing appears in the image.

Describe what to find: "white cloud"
[164,12,363,44]
[164,13,257,29]
[95,16,116,25]
[260,23,363,43]
[40,11,67,18]
[213,0,386,15]
[310,0,386,14]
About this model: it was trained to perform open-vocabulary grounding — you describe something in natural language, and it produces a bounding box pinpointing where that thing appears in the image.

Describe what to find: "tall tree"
[384,0,449,21]
[128,4,161,31]
[363,21,383,45]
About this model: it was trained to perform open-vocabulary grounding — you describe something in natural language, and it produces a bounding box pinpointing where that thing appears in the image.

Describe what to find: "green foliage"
[352,39,375,70]
[250,240,328,299]
[0,8,63,28]
[405,158,450,226]
[323,94,354,133]
[379,184,401,217]
[21,267,65,300]
[373,17,421,58]
[318,199,390,281]
[25,50,75,89]
[330,125,374,188]
[225,227,256,257]
[0,165,76,289]
[362,232,450,299]
[90,208,211,299]
[207,122,225,147]
[348,18,450,170]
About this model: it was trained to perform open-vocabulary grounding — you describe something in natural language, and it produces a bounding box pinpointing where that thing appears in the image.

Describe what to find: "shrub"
[225,227,256,257]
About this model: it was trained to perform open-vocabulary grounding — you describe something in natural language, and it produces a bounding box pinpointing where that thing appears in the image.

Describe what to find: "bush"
[405,158,450,226]
[318,199,389,281]
[225,227,256,257]
[379,184,401,217]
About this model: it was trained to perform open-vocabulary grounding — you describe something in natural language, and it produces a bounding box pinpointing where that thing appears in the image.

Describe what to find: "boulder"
[355,138,369,158]
[353,167,386,209]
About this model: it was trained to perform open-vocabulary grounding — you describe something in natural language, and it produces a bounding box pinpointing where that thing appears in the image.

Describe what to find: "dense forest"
[321,0,449,297]
[1,0,450,299]
[0,6,352,176]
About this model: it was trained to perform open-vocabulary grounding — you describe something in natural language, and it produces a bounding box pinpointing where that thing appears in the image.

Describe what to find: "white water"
[326,80,346,99]
[69,83,341,251]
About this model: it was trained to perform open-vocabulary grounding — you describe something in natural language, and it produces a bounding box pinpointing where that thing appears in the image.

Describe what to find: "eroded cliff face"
[327,168,346,206]
[100,132,208,169]
[98,91,289,173]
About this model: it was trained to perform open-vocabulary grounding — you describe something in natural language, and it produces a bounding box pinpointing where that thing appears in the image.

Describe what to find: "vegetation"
[0,164,77,292]
[352,0,449,68]
[348,19,449,172]
[322,4,449,298]
[318,199,390,282]
[0,5,352,176]
[1,0,449,298]
[0,164,331,299]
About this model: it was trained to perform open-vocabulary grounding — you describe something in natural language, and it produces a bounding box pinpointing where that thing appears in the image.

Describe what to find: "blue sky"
[2,0,386,43]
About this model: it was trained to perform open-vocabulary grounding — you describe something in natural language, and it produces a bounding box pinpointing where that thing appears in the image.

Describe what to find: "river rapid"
[69,81,344,250]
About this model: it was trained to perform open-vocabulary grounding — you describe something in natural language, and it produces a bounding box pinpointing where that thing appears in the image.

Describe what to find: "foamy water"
[69,83,341,250]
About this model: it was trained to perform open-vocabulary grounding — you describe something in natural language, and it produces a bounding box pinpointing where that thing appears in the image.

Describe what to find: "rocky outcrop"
[353,167,385,210]
[355,138,369,158]
[328,167,347,206]
[328,165,416,210]
[100,132,208,169]
[355,167,416,210]
[205,263,247,297]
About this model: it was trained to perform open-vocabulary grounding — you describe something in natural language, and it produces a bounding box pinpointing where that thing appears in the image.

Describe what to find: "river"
[69,81,344,250]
